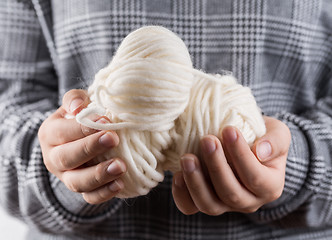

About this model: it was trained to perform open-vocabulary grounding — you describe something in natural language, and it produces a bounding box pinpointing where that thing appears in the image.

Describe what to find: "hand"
[38,89,127,204]
[172,116,291,215]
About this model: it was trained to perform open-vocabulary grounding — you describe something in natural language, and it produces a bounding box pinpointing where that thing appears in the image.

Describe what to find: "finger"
[51,131,119,171]
[62,89,91,116]
[82,179,124,205]
[181,154,228,216]
[222,126,280,197]
[62,158,126,193]
[172,171,198,215]
[200,135,260,212]
[252,116,291,164]
[47,115,111,145]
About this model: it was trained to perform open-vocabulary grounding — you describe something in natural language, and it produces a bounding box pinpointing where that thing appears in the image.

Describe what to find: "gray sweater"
[0,0,332,239]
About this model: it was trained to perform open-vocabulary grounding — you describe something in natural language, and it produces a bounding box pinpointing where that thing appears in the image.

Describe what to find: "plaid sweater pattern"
[0,0,332,239]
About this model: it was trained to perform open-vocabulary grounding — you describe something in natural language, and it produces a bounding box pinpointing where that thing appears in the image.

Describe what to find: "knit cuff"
[32,136,124,230]
[248,111,326,225]
[50,173,124,217]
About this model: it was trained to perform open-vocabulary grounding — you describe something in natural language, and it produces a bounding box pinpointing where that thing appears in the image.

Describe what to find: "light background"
[0,207,28,240]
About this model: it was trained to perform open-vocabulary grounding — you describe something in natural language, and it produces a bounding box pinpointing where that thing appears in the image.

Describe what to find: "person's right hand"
[38,89,127,204]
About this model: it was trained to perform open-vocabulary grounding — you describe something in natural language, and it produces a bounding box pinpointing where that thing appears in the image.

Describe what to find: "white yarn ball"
[76,26,266,198]
[163,74,266,172]
[86,26,194,132]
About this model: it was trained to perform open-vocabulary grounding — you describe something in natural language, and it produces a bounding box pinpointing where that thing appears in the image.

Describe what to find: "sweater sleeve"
[0,0,123,233]
[249,86,332,227]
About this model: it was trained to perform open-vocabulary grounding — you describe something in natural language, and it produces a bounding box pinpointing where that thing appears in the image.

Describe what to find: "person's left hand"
[172,116,291,215]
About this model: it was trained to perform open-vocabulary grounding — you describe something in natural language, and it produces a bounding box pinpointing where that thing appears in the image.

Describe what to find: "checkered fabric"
[0,0,332,239]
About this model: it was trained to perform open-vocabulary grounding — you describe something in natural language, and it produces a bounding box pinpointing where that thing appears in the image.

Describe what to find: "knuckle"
[208,164,223,175]
[242,205,259,214]
[65,179,82,193]
[50,148,68,170]
[207,159,223,175]
[278,120,291,140]
[97,190,110,203]
[207,207,223,216]
[38,123,46,140]
[267,188,283,202]
[82,193,98,205]
[198,205,222,216]
[272,120,291,155]
[93,163,106,185]
[42,148,58,173]
[42,152,54,172]
[181,208,198,216]
[38,118,52,142]
[187,183,202,196]
[175,202,199,215]
[82,140,95,158]
[53,127,66,144]
[70,184,81,193]
[279,120,290,134]
[223,193,242,207]
[248,175,264,191]
[82,195,94,204]
[92,187,112,204]
[56,151,69,170]
[42,158,53,173]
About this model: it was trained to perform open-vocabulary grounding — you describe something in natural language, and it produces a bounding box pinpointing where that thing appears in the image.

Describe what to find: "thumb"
[252,116,291,163]
[253,140,273,162]
[62,89,90,115]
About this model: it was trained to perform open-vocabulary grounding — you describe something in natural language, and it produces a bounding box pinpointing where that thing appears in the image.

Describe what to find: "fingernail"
[107,160,125,175]
[96,117,110,124]
[201,136,216,155]
[99,132,118,148]
[109,180,123,192]
[181,155,196,173]
[174,173,185,188]
[223,127,238,143]
[70,98,84,113]
[257,141,272,161]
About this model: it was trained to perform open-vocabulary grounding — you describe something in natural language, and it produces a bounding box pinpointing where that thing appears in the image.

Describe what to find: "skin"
[39,90,291,213]
[38,89,127,204]
[172,116,291,215]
